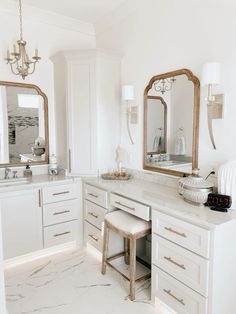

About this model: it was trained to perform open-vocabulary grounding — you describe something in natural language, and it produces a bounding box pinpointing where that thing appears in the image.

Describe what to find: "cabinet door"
[0,189,43,259]
[67,59,97,175]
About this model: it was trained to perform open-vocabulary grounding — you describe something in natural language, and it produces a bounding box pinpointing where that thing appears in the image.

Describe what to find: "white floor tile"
[5,247,173,314]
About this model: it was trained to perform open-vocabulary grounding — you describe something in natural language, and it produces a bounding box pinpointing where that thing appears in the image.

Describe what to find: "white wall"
[96,0,236,176]
[0,0,96,158]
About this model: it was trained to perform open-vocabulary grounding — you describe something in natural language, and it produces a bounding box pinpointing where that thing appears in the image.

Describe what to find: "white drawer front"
[85,200,106,230]
[43,184,77,204]
[152,211,211,258]
[84,184,108,208]
[152,266,207,314]
[43,199,78,227]
[110,193,150,221]
[44,220,78,248]
[153,234,209,297]
[85,221,102,251]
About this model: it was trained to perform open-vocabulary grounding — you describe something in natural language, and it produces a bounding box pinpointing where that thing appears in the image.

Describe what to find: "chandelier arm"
[10,63,21,76]
[27,62,37,75]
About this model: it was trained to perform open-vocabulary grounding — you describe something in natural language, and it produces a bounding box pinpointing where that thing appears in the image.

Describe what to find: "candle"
[35,48,38,57]
[7,50,10,59]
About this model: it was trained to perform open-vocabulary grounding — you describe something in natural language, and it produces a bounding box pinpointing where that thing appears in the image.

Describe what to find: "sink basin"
[0,177,29,186]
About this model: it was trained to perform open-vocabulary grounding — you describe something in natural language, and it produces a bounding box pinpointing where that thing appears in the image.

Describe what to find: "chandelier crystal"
[5,0,41,80]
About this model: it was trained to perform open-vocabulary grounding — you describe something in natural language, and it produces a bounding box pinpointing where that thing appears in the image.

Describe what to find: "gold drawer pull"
[53,210,70,216]
[164,227,187,238]
[115,201,135,211]
[163,289,185,306]
[88,193,98,198]
[164,256,186,270]
[88,212,98,219]
[52,191,70,196]
[89,234,99,242]
[54,231,71,237]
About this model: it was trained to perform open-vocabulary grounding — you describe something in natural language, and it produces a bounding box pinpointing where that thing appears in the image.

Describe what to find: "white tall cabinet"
[52,50,121,175]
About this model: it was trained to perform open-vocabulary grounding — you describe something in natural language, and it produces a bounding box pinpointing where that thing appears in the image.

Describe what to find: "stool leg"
[124,238,129,265]
[129,236,136,301]
[101,221,109,275]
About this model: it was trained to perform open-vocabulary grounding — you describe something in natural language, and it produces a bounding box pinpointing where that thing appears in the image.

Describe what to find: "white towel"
[218,160,236,209]
[175,134,186,155]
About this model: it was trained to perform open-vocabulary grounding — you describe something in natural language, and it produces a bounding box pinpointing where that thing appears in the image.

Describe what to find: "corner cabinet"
[0,189,43,260]
[52,50,121,175]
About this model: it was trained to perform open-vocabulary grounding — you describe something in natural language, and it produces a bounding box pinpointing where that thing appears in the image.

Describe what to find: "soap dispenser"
[24,165,32,177]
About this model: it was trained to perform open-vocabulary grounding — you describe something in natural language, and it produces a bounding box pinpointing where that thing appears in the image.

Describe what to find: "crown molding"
[0,0,95,36]
[94,0,138,36]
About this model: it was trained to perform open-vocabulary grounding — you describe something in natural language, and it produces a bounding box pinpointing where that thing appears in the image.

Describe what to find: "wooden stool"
[101,210,151,301]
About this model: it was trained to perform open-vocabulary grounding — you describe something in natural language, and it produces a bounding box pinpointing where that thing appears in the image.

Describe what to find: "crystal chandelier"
[154,77,177,94]
[5,0,41,80]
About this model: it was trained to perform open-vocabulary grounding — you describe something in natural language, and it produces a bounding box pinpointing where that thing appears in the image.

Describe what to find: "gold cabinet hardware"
[115,201,135,211]
[163,289,185,306]
[88,212,98,219]
[89,234,99,242]
[54,231,70,237]
[88,193,98,198]
[53,210,70,216]
[164,227,187,238]
[52,191,70,196]
[68,149,72,173]
[38,189,42,207]
[164,256,186,270]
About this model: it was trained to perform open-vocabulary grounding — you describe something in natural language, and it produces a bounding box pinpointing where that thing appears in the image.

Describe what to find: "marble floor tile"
[5,247,174,314]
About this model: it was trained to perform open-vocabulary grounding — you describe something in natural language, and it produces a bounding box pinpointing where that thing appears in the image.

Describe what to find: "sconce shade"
[122,85,134,100]
[201,62,221,86]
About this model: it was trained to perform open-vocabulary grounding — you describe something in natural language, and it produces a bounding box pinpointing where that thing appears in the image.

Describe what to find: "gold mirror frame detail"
[143,68,200,177]
[146,95,167,155]
[0,81,49,168]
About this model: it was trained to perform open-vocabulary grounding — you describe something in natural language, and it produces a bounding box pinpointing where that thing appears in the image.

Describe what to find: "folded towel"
[218,160,236,209]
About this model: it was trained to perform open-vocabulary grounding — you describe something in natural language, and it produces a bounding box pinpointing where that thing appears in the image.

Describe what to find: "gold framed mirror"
[0,81,49,168]
[143,69,200,177]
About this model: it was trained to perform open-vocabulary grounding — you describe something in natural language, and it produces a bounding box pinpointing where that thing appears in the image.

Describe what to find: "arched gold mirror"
[0,81,49,167]
[143,69,200,177]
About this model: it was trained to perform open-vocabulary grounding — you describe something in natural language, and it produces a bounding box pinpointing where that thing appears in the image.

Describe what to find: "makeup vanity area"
[0,67,236,314]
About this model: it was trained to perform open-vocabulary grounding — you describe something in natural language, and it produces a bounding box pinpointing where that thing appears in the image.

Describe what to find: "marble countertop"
[84,177,236,230]
[0,174,80,194]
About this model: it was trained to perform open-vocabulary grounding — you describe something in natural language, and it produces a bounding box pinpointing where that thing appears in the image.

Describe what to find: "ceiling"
[20,0,127,24]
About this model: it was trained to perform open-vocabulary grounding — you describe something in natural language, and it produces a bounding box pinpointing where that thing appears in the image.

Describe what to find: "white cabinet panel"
[152,266,207,314]
[1,189,43,259]
[67,60,97,175]
[153,234,209,297]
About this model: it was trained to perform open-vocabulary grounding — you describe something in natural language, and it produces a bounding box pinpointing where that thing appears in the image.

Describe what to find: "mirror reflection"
[0,83,48,165]
[144,69,200,176]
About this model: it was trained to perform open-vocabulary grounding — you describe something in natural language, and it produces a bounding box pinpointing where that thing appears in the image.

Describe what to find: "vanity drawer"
[44,220,78,248]
[43,184,77,204]
[152,211,211,258]
[85,221,102,251]
[84,184,108,208]
[43,199,78,227]
[152,266,207,314]
[85,200,106,230]
[153,234,209,297]
[110,193,150,221]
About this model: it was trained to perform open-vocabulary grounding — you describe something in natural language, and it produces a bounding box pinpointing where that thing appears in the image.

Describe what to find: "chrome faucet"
[4,168,11,179]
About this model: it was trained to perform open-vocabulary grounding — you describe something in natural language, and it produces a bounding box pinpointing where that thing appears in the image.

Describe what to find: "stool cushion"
[105,210,151,235]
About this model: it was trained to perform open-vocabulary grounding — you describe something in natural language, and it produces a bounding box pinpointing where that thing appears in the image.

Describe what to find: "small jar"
[49,154,58,175]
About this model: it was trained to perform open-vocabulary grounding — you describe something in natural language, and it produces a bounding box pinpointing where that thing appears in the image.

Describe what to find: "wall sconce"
[201,62,224,149]
[122,85,136,145]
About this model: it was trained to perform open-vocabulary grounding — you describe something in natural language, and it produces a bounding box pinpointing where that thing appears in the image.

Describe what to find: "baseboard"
[4,241,81,270]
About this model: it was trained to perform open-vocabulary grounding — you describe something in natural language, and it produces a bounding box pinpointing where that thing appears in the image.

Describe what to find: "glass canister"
[49,154,58,175]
